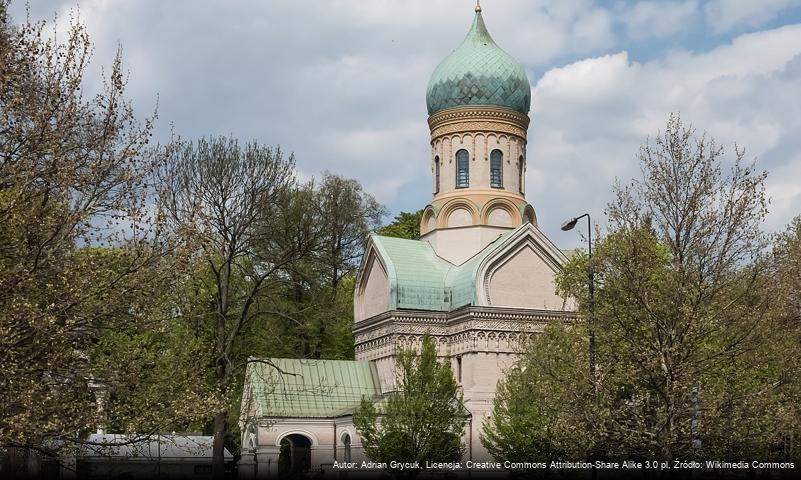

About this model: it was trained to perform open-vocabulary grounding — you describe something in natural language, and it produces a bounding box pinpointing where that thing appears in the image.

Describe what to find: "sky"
[11,0,801,249]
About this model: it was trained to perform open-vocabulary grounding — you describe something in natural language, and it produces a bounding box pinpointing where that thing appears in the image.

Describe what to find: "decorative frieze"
[428,106,529,143]
[354,306,578,359]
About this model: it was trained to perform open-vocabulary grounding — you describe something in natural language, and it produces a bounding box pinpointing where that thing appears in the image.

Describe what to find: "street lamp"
[561,213,596,390]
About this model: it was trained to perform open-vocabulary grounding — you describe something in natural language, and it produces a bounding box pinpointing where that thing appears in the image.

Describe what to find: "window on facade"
[343,434,352,462]
[456,356,463,383]
[434,156,440,194]
[490,149,503,188]
[456,149,469,188]
[518,156,525,194]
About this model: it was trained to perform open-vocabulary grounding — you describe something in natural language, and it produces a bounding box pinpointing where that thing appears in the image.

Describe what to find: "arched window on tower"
[518,156,525,194]
[490,149,503,188]
[456,149,469,188]
[434,156,440,194]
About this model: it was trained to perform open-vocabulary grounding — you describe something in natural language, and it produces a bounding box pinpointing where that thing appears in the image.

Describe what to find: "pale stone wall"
[432,133,526,196]
[372,356,396,392]
[487,245,564,310]
[358,257,389,321]
[446,207,473,228]
[422,224,510,265]
[353,307,577,464]
[425,106,530,235]
[245,417,370,479]
[459,351,518,461]
[486,207,513,227]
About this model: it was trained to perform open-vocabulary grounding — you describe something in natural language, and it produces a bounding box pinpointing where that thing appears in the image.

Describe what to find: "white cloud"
[466,0,617,66]
[620,0,698,39]
[704,0,801,33]
[8,0,801,245]
[529,25,801,246]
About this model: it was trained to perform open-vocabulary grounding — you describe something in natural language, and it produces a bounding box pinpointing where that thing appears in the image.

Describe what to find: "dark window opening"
[456,149,469,188]
[434,156,440,194]
[490,149,503,188]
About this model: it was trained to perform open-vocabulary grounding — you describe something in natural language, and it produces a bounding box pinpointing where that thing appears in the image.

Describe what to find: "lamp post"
[561,213,595,390]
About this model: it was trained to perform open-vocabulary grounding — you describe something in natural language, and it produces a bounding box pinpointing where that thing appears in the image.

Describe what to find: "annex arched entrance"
[277,433,312,478]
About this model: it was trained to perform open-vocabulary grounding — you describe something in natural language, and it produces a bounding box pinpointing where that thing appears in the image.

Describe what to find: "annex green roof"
[245,358,381,418]
[370,230,515,312]
[426,8,531,115]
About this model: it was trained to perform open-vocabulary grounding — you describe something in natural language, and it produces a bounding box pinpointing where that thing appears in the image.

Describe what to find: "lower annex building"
[238,4,577,478]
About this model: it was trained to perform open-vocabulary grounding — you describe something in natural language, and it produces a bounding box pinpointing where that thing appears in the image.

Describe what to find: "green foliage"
[154,160,383,470]
[248,173,383,360]
[481,323,592,464]
[0,1,186,460]
[315,172,387,289]
[354,333,466,476]
[93,323,218,435]
[247,272,356,360]
[766,216,801,460]
[489,114,796,463]
[377,210,423,240]
[554,221,787,460]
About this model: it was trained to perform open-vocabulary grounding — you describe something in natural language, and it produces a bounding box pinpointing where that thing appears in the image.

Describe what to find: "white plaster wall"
[426,213,436,232]
[447,208,473,228]
[359,259,389,321]
[488,245,564,309]
[460,351,519,461]
[486,207,513,227]
[252,417,372,477]
[422,225,511,265]
[433,133,525,196]
[373,356,396,393]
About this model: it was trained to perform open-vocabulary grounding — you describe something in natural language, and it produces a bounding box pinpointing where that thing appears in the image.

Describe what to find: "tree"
[155,136,316,479]
[0,1,202,471]
[353,333,466,478]
[316,172,386,292]
[481,323,592,466]
[554,114,775,460]
[766,217,801,460]
[255,173,384,360]
[484,114,786,463]
[377,210,423,240]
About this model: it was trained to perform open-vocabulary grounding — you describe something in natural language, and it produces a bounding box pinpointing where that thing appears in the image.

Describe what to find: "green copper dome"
[426,8,531,116]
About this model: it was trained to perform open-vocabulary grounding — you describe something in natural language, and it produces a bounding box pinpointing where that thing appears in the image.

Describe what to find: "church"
[239,4,576,478]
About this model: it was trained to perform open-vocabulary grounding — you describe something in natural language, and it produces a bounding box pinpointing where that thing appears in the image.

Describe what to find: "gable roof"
[243,358,382,419]
[365,223,566,313]
[369,235,452,311]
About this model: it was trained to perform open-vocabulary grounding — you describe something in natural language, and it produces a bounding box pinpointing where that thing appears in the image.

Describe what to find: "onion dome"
[426,4,531,116]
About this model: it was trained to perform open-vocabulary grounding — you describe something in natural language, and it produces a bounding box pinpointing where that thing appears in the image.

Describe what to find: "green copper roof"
[445,233,513,307]
[370,230,514,312]
[246,358,381,418]
[426,10,531,115]
[371,235,452,311]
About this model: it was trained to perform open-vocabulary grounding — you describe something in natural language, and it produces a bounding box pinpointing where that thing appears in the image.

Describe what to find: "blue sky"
[12,0,801,248]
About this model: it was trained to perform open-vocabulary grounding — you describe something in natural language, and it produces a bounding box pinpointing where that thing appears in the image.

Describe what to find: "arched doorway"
[342,433,351,462]
[277,434,312,479]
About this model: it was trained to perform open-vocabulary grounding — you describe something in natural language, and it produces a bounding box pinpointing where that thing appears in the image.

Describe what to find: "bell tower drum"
[420,3,537,264]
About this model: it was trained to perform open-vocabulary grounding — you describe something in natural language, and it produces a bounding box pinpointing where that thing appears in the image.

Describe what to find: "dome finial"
[475,0,481,13]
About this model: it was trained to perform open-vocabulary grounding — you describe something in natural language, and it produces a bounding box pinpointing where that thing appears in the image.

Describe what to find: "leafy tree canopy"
[377,210,423,240]
[354,333,466,477]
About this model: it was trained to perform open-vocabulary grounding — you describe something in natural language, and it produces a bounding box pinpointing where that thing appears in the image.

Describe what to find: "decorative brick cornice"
[428,106,530,141]
[353,306,579,358]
